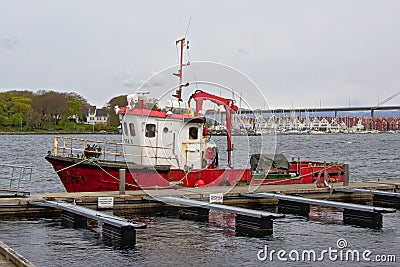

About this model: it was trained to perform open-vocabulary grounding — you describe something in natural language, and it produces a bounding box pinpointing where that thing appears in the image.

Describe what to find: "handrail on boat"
[53,136,126,161]
[51,136,175,163]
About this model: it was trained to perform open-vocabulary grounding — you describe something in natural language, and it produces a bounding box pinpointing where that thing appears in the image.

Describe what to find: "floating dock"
[0,180,399,253]
[242,192,395,228]
[335,187,400,208]
[149,196,285,236]
[30,201,146,247]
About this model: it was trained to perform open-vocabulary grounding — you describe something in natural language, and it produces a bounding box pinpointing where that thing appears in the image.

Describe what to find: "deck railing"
[52,136,175,164]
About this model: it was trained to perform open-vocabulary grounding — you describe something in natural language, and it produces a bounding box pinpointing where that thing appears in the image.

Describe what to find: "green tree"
[9,96,32,129]
[31,92,68,129]
[0,92,33,129]
[106,95,127,128]
[0,89,91,131]
[66,98,83,123]
[0,95,10,127]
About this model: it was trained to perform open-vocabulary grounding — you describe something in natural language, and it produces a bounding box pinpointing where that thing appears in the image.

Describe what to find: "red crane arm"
[188,90,238,116]
[188,90,238,167]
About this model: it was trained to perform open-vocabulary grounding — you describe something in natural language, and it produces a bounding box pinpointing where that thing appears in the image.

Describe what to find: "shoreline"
[209,130,399,136]
[1,131,397,136]
[0,132,118,135]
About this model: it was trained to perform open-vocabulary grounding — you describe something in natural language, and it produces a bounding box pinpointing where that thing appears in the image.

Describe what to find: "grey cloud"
[237,47,249,55]
[123,79,166,90]
[0,35,18,49]
[1,0,400,108]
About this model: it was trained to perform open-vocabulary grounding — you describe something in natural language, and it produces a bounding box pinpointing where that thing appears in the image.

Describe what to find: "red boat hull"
[45,155,251,192]
[46,155,344,192]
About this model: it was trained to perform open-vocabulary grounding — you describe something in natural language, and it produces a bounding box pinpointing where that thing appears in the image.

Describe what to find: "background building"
[82,106,109,125]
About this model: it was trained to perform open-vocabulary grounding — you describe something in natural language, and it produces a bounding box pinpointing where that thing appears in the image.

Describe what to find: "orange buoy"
[194,179,205,187]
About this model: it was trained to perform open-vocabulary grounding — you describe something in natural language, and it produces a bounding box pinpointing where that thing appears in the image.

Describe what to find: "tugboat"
[45,38,345,192]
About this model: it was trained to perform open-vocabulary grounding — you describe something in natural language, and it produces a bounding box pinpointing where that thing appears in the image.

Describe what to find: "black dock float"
[373,194,400,209]
[103,223,137,247]
[179,207,209,222]
[151,196,284,237]
[277,199,310,216]
[343,209,383,229]
[335,188,400,209]
[61,210,87,228]
[243,192,396,229]
[30,201,146,247]
[235,214,273,237]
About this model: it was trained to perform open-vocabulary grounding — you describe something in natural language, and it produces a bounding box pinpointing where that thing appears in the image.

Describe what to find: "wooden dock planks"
[0,241,35,267]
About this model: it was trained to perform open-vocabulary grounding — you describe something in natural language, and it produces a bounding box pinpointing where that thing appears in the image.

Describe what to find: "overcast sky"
[1,0,400,109]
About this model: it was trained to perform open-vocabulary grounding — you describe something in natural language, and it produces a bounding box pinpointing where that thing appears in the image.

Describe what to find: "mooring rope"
[90,155,191,188]
[55,158,91,173]
[89,159,139,188]
[90,159,178,190]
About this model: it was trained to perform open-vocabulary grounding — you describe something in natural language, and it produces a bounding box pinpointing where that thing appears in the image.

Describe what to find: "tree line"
[0,90,128,132]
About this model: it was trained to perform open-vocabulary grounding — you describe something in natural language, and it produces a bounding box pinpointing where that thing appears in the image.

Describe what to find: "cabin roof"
[119,107,204,121]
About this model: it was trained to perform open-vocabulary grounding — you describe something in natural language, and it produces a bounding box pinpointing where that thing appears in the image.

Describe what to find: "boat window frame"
[129,123,136,137]
[123,122,129,136]
[145,123,156,138]
[189,126,198,140]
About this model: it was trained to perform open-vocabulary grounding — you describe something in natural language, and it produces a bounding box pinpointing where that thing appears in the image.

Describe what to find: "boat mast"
[173,38,189,102]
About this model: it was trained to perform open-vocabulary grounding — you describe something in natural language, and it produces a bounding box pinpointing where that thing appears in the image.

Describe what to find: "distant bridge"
[240,105,400,118]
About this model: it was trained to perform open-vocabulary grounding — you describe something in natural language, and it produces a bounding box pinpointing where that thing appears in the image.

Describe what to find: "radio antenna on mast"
[185,17,192,38]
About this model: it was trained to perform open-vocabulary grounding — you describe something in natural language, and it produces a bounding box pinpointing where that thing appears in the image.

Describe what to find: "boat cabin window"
[129,123,136,136]
[145,123,156,138]
[123,122,129,136]
[189,126,198,140]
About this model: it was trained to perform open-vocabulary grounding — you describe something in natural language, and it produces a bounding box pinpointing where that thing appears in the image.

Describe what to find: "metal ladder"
[0,163,32,196]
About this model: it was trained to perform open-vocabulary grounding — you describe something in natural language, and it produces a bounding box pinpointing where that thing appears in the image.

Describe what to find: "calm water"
[0,134,399,266]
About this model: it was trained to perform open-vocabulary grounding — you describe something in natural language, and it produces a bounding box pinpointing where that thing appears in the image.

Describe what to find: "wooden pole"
[119,169,126,195]
[343,164,349,186]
